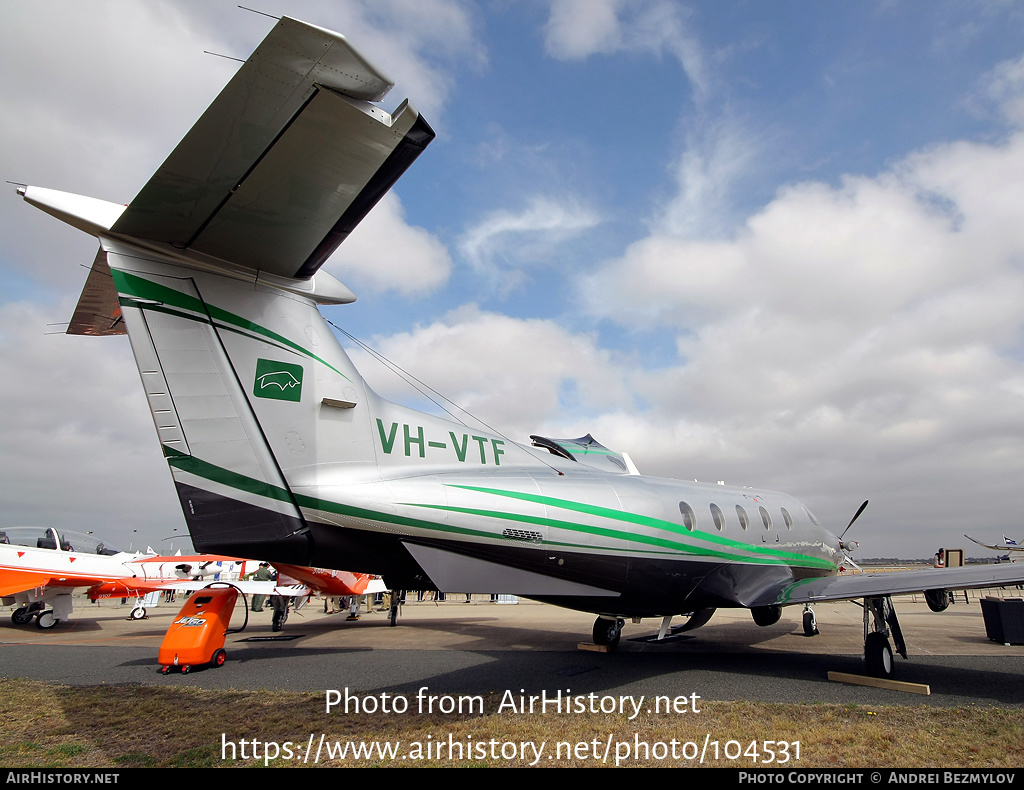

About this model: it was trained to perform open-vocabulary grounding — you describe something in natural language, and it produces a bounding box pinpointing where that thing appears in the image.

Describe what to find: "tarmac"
[2,590,1023,707]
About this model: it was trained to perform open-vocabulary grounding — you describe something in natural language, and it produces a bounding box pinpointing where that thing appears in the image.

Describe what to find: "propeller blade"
[840,499,869,539]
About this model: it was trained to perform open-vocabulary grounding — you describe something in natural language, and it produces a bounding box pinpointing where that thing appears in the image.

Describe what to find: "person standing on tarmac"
[251,562,273,611]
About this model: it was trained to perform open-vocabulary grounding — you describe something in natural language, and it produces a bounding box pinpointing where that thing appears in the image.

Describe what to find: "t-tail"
[19,17,441,567]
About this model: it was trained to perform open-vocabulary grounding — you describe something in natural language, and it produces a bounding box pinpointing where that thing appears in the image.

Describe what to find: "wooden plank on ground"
[828,671,931,695]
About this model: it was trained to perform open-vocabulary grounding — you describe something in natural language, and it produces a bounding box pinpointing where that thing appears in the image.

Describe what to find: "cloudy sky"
[2,0,1024,559]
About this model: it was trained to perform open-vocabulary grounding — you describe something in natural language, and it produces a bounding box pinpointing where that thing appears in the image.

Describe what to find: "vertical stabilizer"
[103,243,377,562]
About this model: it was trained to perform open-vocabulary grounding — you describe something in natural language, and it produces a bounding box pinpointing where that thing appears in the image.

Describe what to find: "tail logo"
[254,359,304,402]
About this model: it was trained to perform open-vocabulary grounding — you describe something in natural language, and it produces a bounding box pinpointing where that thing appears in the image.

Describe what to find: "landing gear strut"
[389,590,401,627]
[593,617,624,648]
[862,595,906,678]
[270,595,288,632]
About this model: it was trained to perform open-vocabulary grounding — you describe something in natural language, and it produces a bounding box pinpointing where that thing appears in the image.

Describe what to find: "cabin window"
[736,505,749,530]
[678,501,696,531]
[781,507,793,529]
[759,506,772,530]
[710,503,725,531]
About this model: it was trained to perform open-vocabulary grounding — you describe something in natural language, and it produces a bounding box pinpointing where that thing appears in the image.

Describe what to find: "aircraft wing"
[159,580,309,597]
[90,578,308,598]
[109,16,434,280]
[0,569,58,598]
[271,563,382,596]
[965,534,1024,552]
[752,562,1024,608]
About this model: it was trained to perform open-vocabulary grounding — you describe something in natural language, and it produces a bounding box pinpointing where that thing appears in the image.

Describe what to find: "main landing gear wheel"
[593,617,624,648]
[130,606,147,620]
[35,611,57,629]
[11,607,33,625]
[864,632,894,678]
[212,648,227,668]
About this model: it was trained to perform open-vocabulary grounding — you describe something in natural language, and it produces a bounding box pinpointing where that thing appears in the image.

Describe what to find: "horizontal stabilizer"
[110,16,434,279]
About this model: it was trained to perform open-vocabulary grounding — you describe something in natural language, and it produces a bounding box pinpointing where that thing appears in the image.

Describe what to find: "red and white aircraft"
[0,526,304,628]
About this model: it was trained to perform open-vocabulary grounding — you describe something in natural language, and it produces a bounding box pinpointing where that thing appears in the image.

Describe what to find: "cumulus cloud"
[327,194,453,296]
[353,304,634,432]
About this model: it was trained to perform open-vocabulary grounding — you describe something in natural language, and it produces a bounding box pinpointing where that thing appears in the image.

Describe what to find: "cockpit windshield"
[0,527,123,555]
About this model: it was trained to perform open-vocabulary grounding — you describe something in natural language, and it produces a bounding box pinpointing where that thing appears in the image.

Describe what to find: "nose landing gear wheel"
[35,611,57,629]
[802,606,818,637]
[130,606,147,620]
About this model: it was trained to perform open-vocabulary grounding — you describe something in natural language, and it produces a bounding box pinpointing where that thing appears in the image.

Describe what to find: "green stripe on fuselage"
[446,484,835,570]
[407,502,795,566]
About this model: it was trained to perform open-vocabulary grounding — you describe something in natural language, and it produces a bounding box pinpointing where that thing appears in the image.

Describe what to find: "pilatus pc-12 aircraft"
[18,16,1024,677]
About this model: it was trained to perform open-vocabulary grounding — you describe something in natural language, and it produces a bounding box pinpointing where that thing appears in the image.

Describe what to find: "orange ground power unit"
[158,586,239,674]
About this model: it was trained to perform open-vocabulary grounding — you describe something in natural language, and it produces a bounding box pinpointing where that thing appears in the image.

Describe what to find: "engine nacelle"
[924,589,951,613]
[751,605,782,627]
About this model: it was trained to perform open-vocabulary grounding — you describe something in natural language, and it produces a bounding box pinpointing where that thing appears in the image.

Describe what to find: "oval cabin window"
[736,505,749,530]
[678,501,696,531]
[781,507,793,529]
[710,503,725,531]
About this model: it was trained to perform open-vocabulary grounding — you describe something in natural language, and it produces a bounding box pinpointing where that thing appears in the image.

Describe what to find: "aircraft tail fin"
[21,16,440,568]
[95,249,290,559]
